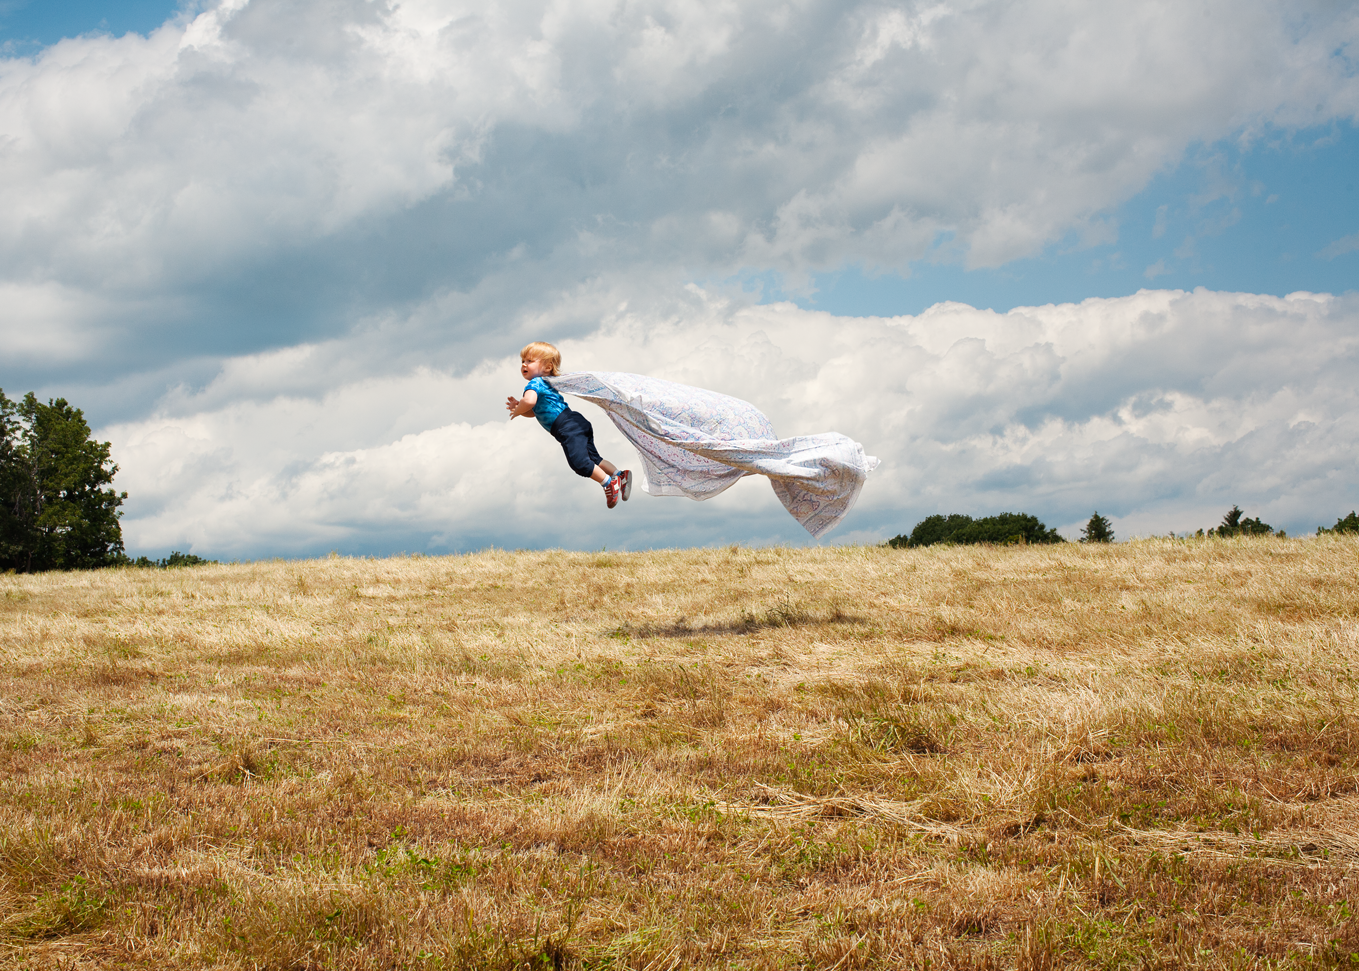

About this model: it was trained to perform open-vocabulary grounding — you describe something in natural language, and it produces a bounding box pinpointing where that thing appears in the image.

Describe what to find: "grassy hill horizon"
[2,538,1357,968]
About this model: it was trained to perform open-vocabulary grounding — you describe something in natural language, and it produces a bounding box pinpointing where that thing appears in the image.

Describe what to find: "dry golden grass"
[1,537,1357,969]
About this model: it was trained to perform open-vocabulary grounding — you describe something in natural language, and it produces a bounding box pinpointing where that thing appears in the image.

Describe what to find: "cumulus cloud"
[5,1,1357,556]
[3,0,1358,388]
[102,287,1359,556]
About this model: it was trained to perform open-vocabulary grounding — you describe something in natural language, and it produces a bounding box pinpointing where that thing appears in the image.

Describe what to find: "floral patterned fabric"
[550,371,879,538]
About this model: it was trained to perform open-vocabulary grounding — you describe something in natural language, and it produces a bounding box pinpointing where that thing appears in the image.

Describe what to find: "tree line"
[5,388,1357,570]
[888,505,1359,548]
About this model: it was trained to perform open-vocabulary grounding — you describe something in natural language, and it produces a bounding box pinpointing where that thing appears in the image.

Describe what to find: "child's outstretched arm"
[505,388,538,420]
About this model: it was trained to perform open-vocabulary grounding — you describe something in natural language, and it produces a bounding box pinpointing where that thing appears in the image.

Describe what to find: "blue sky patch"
[0,0,181,52]
[788,123,1359,317]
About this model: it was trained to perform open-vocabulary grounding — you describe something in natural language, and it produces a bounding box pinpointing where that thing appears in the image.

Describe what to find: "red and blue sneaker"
[617,469,632,501]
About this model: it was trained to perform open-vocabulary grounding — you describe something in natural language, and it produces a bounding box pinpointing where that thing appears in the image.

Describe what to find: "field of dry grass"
[2,537,1357,970]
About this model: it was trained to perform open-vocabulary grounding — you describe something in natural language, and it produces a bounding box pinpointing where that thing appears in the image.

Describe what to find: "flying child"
[507,346,877,536]
[506,341,633,508]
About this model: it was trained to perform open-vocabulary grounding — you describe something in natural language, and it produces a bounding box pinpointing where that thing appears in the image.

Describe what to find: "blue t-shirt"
[525,376,569,431]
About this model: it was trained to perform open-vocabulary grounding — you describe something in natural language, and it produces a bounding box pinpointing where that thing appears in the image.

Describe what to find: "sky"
[1,0,1356,558]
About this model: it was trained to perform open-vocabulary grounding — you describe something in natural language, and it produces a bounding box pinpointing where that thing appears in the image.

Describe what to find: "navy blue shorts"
[549,409,602,478]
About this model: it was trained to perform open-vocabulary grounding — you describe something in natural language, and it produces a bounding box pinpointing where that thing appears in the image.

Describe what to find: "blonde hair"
[520,341,561,376]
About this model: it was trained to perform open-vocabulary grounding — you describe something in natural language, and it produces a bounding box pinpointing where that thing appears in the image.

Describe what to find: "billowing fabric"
[549,371,879,538]
[525,376,569,431]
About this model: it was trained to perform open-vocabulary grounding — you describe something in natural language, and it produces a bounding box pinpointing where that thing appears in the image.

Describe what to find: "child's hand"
[506,389,538,419]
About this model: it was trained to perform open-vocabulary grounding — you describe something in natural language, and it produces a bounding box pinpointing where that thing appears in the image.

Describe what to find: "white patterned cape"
[549,371,879,539]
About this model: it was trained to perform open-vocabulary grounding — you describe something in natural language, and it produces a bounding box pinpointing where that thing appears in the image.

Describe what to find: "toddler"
[506,342,632,508]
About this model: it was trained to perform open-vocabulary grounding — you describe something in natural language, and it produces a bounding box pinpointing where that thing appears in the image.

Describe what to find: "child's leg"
[597,462,631,502]
[551,413,599,477]
[550,412,628,502]
[591,459,618,483]
[552,412,615,482]
[582,424,612,483]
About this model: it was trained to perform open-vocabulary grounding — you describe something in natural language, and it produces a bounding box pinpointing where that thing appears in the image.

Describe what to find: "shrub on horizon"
[887,513,972,548]
[125,551,217,569]
[1317,511,1359,536]
[1210,505,1274,538]
[1080,511,1115,543]
[887,512,1065,548]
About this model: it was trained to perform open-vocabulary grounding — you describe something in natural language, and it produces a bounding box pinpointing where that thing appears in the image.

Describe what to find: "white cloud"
[2,0,1357,376]
[0,282,117,363]
[4,1,1356,556]
[102,286,1359,557]
[1318,232,1359,260]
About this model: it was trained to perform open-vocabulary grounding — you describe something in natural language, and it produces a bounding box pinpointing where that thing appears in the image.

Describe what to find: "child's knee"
[554,412,599,477]
[563,438,596,477]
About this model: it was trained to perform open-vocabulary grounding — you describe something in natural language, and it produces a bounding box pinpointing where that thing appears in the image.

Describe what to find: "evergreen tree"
[1210,505,1273,538]
[1080,511,1114,543]
[0,390,126,572]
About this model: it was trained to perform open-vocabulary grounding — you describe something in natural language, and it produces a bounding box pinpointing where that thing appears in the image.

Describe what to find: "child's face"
[521,356,550,380]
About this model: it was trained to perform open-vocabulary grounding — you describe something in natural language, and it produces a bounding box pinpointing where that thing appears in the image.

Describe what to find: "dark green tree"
[1080,511,1115,543]
[887,512,1065,548]
[0,393,23,567]
[887,513,973,548]
[1317,511,1359,536]
[1210,505,1273,538]
[130,551,217,568]
[0,390,126,572]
